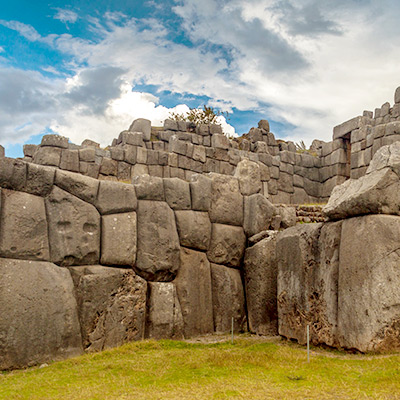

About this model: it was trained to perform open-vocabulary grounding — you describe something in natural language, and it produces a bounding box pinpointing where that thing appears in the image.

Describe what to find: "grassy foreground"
[1,336,400,400]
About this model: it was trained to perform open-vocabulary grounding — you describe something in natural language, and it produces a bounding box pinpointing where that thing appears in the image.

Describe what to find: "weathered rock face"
[0,258,83,370]
[211,264,246,333]
[174,248,214,337]
[276,224,322,344]
[136,200,180,281]
[146,282,184,339]
[209,174,244,226]
[0,190,49,261]
[243,194,276,237]
[175,210,211,251]
[234,159,262,196]
[164,178,191,210]
[133,175,165,201]
[244,233,278,335]
[101,212,137,266]
[323,168,400,220]
[69,266,147,352]
[46,186,101,266]
[207,223,246,268]
[190,174,212,211]
[338,215,400,352]
[95,180,137,215]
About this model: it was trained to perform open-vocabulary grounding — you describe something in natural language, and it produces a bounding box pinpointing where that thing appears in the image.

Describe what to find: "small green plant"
[169,105,229,125]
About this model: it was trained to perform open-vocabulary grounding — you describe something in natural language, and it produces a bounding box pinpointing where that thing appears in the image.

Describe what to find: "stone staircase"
[295,204,327,223]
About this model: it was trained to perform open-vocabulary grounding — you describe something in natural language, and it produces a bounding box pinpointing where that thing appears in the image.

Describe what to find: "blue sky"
[1,0,400,158]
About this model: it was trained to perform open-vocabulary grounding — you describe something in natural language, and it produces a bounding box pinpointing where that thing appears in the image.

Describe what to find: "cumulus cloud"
[53,8,79,25]
[2,0,400,148]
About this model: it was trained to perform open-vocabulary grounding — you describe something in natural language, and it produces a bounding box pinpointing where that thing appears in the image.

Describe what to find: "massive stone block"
[207,223,246,268]
[0,158,27,191]
[136,200,180,281]
[276,224,322,344]
[338,215,400,352]
[69,266,147,352]
[164,178,191,210]
[55,169,99,204]
[129,118,151,141]
[244,233,278,335]
[175,210,211,251]
[46,186,101,266]
[0,258,83,370]
[324,168,400,219]
[234,159,262,196]
[174,248,214,337]
[190,174,212,211]
[133,175,165,201]
[146,282,184,339]
[211,264,246,333]
[25,163,55,197]
[101,212,137,266]
[209,174,244,226]
[244,194,276,237]
[0,190,49,261]
[95,180,137,215]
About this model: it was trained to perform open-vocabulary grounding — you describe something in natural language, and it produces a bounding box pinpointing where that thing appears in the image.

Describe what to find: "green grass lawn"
[1,336,400,400]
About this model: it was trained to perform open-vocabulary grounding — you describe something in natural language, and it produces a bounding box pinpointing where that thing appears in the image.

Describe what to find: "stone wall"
[0,156,290,370]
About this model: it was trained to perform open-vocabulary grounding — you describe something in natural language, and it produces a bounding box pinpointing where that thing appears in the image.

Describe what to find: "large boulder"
[244,233,278,335]
[136,200,180,281]
[0,258,83,369]
[101,212,137,266]
[69,266,147,352]
[129,118,151,141]
[324,142,400,220]
[175,210,211,251]
[243,194,276,237]
[46,186,101,266]
[276,224,323,344]
[95,180,137,215]
[338,215,400,352]
[0,190,49,261]
[324,168,400,220]
[174,248,214,337]
[146,282,184,339]
[207,223,246,268]
[211,264,246,333]
[234,159,262,196]
[209,174,243,226]
[55,169,99,204]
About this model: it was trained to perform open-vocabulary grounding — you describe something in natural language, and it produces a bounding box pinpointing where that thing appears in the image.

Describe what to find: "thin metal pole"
[307,324,310,363]
[231,317,234,344]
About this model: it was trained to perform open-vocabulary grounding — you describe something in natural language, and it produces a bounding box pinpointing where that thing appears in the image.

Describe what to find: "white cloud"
[2,1,400,148]
[53,9,79,25]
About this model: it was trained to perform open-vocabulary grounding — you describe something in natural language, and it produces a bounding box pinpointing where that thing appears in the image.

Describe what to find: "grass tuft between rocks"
[1,336,400,399]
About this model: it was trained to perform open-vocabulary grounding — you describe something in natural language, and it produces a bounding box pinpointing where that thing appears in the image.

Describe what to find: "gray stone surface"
[190,174,212,211]
[25,164,55,196]
[129,118,151,141]
[244,234,278,335]
[101,212,137,266]
[164,178,191,210]
[32,146,62,166]
[60,149,79,172]
[146,282,184,339]
[366,141,400,175]
[175,210,211,251]
[338,215,400,352]
[133,174,165,201]
[207,223,246,268]
[55,169,99,204]
[136,200,180,281]
[0,158,26,191]
[41,134,69,148]
[0,258,82,370]
[46,186,100,266]
[234,159,262,196]
[323,168,400,219]
[209,174,243,226]
[69,266,147,352]
[244,194,276,237]
[174,248,214,337]
[211,263,246,333]
[95,180,137,215]
[258,119,270,132]
[276,224,322,344]
[0,190,49,261]
[276,205,297,229]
